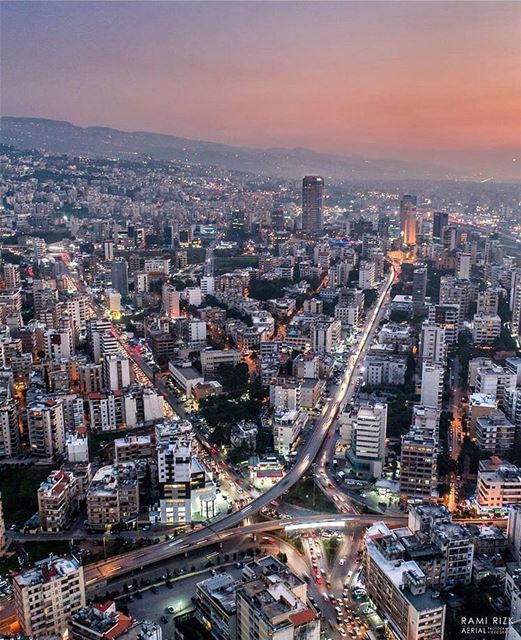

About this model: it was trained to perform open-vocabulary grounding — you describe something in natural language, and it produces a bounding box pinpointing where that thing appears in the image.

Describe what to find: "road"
[83,268,396,589]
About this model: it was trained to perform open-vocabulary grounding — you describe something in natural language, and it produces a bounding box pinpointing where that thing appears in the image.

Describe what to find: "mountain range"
[1,116,466,182]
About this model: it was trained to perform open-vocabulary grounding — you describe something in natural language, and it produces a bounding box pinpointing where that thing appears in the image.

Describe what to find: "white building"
[477,464,521,508]
[364,522,446,640]
[272,410,308,457]
[420,362,444,410]
[359,260,376,289]
[341,403,387,478]
[66,431,89,463]
[472,314,501,345]
[419,322,446,366]
[269,381,301,413]
[457,251,471,280]
[200,276,215,297]
[185,286,202,307]
[102,354,131,391]
[162,284,180,318]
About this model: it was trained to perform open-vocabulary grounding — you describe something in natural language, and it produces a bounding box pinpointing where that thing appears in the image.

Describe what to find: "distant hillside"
[0,116,460,181]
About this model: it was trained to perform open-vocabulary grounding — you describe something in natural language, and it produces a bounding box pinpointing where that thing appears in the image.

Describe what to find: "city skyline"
[1,1,520,181]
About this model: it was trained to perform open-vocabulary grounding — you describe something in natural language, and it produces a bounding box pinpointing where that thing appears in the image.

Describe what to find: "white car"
[339,558,345,566]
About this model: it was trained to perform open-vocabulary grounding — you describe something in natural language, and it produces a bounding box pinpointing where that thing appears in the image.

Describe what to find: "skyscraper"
[400,194,417,246]
[412,266,427,311]
[433,211,449,242]
[302,176,324,236]
[110,258,129,296]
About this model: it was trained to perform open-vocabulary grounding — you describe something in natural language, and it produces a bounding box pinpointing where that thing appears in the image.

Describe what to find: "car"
[339,558,345,566]
[167,606,175,614]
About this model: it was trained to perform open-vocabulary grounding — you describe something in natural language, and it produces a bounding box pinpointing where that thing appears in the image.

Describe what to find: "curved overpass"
[84,270,395,590]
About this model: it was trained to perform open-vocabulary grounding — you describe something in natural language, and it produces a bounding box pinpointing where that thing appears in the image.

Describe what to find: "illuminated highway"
[83,267,395,589]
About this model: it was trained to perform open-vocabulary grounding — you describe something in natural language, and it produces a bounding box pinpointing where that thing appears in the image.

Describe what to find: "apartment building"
[477,464,521,508]
[86,464,139,531]
[340,402,387,478]
[364,523,446,640]
[37,469,78,532]
[475,410,516,456]
[236,556,320,640]
[196,573,237,640]
[27,399,66,461]
[12,555,85,636]
[272,410,308,458]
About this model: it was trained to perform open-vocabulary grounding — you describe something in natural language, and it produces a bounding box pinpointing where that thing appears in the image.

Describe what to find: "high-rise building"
[302,176,324,237]
[27,399,66,461]
[420,362,444,410]
[341,403,387,478]
[3,263,20,290]
[162,284,180,318]
[457,251,471,280]
[432,211,449,242]
[364,522,446,640]
[37,470,78,532]
[0,393,20,458]
[419,322,447,366]
[110,258,129,296]
[12,555,86,637]
[102,354,131,391]
[399,195,417,246]
[400,407,439,499]
[412,266,427,311]
[103,240,114,262]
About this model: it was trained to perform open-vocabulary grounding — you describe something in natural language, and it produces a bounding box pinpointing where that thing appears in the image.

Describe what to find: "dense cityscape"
[0,137,518,640]
[1,1,520,640]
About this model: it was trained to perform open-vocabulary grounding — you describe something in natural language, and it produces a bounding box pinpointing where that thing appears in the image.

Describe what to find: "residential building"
[420,363,444,410]
[12,555,85,637]
[200,349,241,375]
[0,394,19,458]
[473,314,501,345]
[27,399,66,461]
[272,410,308,458]
[38,469,78,532]
[111,258,129,296]
[86,464,139,531]
[196,573,237,640]
[162,284,180,318]
[364,522,445,640]
[236,555,320,640]
[419,322,446,366]
[341,402,387,478]
[475,410,515,455]
[477,463,521,508]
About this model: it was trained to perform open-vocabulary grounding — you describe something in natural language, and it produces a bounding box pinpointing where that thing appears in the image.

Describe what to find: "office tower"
[271,207,285,230]
[110,258,129,296]
[27,399,66,461]
[0,393,20,458]
[378,213,390,237]
[12,555,86,636]
[419,322,447,366]
[162,284,180,318]
[103,240,114,261]
[3,263,20,290]
[102,354,131,391]
[420,362,444,410]
[399,194,417,246]
[457,251,471,280]
[364,523,446,640]
[342,403,387,478]
[433,211,449,241]
[302,176,324,236]
[412,266,427,311]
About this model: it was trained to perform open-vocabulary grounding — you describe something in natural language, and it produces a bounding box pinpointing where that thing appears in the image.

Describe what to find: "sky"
[1,1,520,180]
